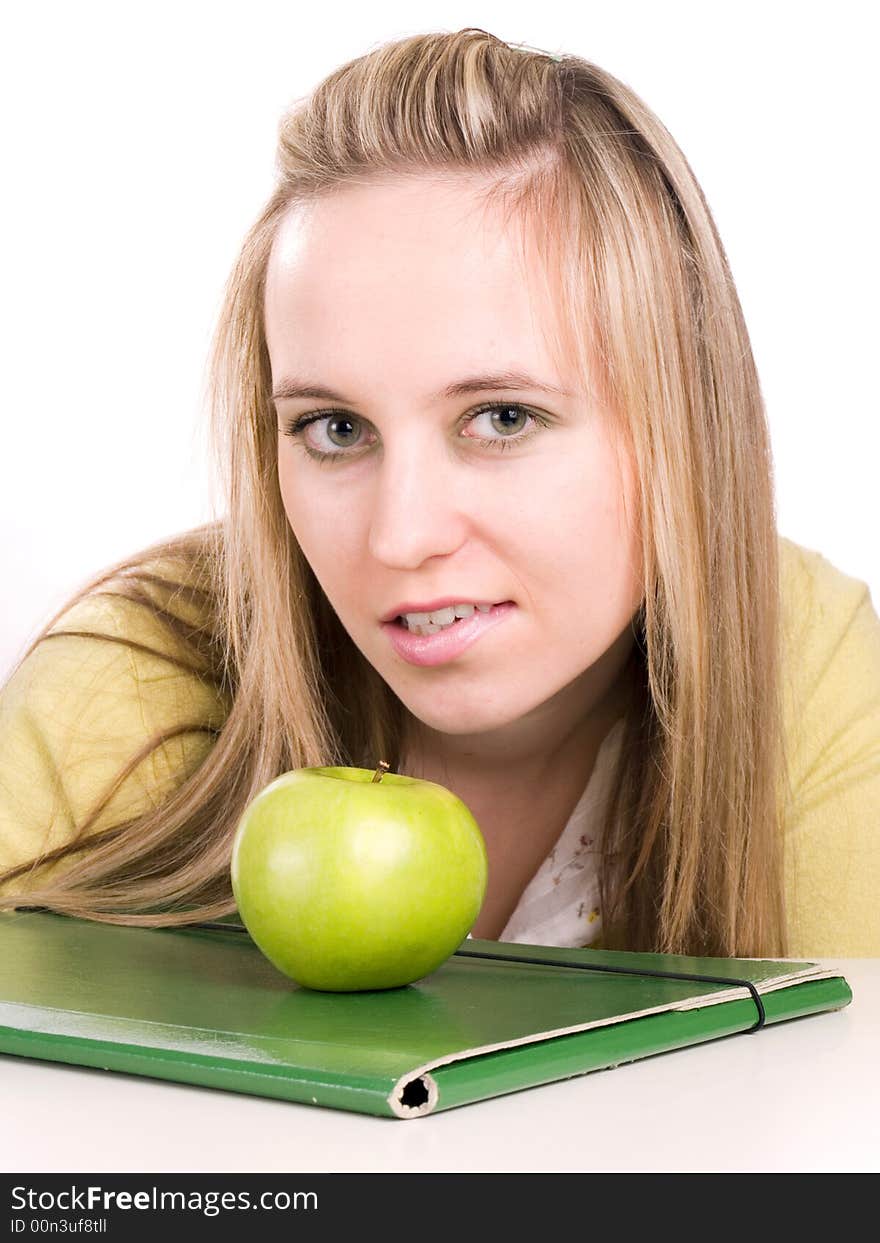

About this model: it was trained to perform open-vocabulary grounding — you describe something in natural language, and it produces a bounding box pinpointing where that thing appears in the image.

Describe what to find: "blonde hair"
[0,28,789,955]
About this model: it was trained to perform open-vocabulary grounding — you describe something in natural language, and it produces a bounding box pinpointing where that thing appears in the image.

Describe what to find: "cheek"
[277,450,300,524]
[277,453,337,563]
[520,440,642,620]
[277,451,367,608]
[277,452,306,543]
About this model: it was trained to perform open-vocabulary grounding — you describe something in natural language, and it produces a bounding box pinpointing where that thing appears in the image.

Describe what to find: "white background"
[2,0,877,678]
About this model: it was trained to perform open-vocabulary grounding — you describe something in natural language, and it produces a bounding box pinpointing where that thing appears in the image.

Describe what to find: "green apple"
[230,762,488,991]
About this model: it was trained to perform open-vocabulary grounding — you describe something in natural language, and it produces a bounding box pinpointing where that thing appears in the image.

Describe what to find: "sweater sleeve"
[0,586,230,898]
[779,539,880,956]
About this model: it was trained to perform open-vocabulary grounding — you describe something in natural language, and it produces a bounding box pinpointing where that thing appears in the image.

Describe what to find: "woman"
[1,29,877,956]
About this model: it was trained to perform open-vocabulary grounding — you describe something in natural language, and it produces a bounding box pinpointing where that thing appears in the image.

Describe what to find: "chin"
[404,701,518,738]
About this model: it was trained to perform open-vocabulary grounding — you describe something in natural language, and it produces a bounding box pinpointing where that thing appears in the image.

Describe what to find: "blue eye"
[280,402,547,464]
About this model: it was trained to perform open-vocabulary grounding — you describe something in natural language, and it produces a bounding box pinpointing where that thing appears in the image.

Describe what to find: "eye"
[280,412,365,460]
[467,403,532,443]
[312,413,362,451]
[280,402,548,464]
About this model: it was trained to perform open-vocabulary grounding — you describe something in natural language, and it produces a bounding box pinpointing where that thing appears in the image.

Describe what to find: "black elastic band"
[453,946,767,1033]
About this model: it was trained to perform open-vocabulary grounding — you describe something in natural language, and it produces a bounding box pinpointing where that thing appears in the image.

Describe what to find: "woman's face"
[265,174,643,753]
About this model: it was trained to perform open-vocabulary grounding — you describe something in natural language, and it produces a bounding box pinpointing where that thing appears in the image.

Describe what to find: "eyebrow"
[270,370,574,404]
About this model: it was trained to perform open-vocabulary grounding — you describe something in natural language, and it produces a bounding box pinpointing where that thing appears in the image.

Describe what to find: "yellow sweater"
[1,537,878,955]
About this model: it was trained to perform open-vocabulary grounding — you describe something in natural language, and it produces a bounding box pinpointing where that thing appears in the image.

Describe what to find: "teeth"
[428,606,459,627]
[401,601,494,634]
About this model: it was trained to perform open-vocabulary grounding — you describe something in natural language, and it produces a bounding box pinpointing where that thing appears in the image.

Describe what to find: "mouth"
[381,601,517,667]
[380,599,508,625]
[389,602,513,635]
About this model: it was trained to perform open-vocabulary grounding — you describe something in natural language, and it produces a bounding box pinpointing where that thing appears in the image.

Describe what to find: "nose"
[367,438,470,569]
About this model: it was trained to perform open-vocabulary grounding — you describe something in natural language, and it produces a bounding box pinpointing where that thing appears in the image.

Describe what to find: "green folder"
[0,910,851,1119]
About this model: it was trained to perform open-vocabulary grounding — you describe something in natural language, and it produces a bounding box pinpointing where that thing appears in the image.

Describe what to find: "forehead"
[263,174,574,388]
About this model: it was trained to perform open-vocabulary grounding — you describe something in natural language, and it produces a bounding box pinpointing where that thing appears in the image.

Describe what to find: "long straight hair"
[0,29,789,955]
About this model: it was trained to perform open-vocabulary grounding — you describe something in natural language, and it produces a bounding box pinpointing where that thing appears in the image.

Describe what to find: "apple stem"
[371,760,390,784]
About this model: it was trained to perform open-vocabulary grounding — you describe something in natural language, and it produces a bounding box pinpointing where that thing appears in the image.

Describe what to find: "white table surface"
[1,958,877,1174]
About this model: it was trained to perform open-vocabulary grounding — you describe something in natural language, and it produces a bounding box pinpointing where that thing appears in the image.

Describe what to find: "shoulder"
[778,535,880,754]
[777,536,880,955]
[8,550,231,740]
[44,549,215,641]
[0,555,231,878]
[778,535,876,645]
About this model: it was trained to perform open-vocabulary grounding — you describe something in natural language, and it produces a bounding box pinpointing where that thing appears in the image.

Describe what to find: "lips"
[382,601,517,667]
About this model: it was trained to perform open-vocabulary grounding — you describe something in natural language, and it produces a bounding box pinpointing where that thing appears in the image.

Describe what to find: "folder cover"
[0,910,851,1119]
